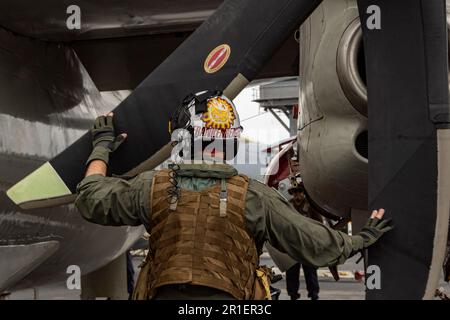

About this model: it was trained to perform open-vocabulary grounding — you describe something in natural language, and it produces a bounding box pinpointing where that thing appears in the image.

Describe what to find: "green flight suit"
[75,164,365,298]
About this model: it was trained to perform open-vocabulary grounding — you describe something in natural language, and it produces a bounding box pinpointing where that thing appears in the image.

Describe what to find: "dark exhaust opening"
[355,130,368,159]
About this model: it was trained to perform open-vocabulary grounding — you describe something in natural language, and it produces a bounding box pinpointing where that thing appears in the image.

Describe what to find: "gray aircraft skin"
[0,0,298,294]
[0,28,146,292]
[297,0,369,222]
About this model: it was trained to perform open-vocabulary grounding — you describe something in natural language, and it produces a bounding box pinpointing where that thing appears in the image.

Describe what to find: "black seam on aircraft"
[298,115,324,131]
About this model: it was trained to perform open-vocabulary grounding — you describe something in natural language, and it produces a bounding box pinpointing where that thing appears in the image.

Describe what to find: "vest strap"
[169,196,178,211]
[219,178,227,217]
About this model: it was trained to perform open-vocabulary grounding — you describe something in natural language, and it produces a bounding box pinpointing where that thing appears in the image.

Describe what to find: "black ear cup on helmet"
[169,95,194,134]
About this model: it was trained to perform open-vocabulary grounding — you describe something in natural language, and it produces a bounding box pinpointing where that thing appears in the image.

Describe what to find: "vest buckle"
[219,191,227,217]
[169,195,178,211]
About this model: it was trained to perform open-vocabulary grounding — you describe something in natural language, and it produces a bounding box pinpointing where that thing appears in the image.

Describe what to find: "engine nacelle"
[298,0,367,218]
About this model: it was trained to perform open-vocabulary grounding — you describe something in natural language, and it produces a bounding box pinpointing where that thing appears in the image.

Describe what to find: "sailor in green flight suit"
[75,91,393,300]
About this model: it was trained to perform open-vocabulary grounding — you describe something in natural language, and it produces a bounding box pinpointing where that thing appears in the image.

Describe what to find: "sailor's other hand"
[356,209,393,248]
[87,113,127,165]
[91,113,127,151]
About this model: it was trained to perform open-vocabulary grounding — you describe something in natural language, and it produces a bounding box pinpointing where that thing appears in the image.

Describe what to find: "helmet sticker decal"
[202,97,236,129]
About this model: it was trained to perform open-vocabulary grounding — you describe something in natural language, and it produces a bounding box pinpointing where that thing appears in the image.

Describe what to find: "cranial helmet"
[288,173,305,195]
[169,90,242,161]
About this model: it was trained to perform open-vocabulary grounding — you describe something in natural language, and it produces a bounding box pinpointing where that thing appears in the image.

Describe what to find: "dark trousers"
[126,252,135,299]
[286,263,319,299]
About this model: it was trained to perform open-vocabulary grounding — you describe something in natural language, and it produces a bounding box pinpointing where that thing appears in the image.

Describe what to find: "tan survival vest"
[137,169,260,299]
